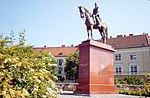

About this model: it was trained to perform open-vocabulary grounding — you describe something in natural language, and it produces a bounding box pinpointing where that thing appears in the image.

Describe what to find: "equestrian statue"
[78,3,108,43]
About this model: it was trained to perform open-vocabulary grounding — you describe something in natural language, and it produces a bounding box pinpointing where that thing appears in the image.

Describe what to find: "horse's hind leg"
[104,36,106,43]
[105,28,108,40]
[90,29,93,40]
[103,28,108,43]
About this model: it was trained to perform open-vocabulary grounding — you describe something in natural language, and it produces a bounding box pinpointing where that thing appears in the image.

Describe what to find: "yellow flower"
[12,58,17,62]
[0,72,5,77]
[2,90,6,95]
[9,88,15,98]
[4,58,8,63]
[21,88,29,96]
[8,58,12,62]
[5,94,11,98]
[16,62,21,66]
[15,91,22,97]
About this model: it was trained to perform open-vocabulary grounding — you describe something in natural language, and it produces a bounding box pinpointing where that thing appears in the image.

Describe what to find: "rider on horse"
[78,3,108,43]
[92,3,102,25]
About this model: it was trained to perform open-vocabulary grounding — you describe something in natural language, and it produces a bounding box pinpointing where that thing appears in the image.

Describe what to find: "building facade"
[114,46,150,75]
[34,33,150,80]
[103,33,150,76]
[34,45,78,81]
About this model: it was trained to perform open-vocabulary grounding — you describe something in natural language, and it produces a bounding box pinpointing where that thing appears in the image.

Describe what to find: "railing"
[56,82,146,92]
[116,84,144,91]
[56,83,78,91]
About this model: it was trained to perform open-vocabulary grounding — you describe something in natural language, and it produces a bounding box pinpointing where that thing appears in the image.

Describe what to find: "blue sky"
[0,0,150,47]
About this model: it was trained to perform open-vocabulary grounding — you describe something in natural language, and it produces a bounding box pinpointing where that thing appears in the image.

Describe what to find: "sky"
[0,0,150,47]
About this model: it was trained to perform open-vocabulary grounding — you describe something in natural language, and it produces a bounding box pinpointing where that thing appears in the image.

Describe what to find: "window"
[115,53,121,61]
[58,59,64,66]
[130,53,137,60]
[58,67,63,74]
[57,76,62,80]
[129,65,138,75]
[115,65,123,75]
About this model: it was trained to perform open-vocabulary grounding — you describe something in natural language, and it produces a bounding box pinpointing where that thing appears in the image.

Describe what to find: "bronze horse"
[78,6,108,43]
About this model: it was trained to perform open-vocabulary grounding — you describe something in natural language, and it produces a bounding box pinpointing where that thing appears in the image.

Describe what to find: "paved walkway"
[58,91,148,98]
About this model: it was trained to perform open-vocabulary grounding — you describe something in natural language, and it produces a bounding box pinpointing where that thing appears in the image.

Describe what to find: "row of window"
[59,65,138,75]
[115,52,137,61]
[58,53,137,65]
[115,65,138,75]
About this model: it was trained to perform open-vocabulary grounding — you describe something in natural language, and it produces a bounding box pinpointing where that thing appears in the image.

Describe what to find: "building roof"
[97,33,150,49]
[33,46,78,57]
[34,34,150,56]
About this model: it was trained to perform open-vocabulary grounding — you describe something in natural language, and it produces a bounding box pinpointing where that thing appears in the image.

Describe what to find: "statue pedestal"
[75,40,117,94]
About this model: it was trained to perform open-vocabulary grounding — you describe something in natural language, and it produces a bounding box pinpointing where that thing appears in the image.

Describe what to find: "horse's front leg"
[91,31,93,40]
[98,28,102,37]
[90,26,94,40]
[98,29,104,42]
[87,28,90,40]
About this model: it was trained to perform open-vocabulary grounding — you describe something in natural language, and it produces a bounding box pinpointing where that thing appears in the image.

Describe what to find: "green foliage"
[118,89,150,97]
[115,75,144,85]
[116,74,150,97]
[126,76,144,85]
[143,73,150,85]
[0,32,58,98]
[64,52,79,80]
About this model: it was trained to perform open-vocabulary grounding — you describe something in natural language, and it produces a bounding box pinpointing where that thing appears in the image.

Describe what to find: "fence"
[56,83,78,91]
[56,82,146,92]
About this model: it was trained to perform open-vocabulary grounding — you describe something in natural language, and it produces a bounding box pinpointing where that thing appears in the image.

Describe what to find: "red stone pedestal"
[75,40,117,94]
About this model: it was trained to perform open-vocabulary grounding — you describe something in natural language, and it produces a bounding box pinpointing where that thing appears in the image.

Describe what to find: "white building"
[103,33,150,76]
[34,33,150,80]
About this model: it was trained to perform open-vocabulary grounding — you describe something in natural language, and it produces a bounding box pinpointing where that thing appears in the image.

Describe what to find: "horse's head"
[78,6,86,18]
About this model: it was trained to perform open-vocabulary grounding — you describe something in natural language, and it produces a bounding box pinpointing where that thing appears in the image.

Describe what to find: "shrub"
[0,32,58,98]
[115,75,144,85]
[116,75,150,96]
[125,76,144,85]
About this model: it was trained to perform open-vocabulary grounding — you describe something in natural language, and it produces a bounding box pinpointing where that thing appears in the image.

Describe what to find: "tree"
[64,52,79,81]
[0,32,58,98]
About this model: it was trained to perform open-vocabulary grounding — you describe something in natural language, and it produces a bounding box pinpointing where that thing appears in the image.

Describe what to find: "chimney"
[129,34,133,36]
[117,35,122,37]
[143,32,148,35]
[61,45,65,47]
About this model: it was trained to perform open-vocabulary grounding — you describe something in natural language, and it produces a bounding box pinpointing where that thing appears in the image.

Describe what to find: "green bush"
[116,75,150,97]
[0,32,58,98]
[126,76,144,85]
[118,86,150,97]
[115,75,144,85]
